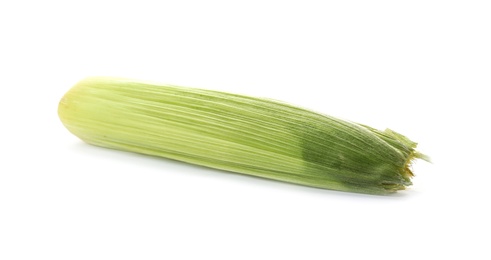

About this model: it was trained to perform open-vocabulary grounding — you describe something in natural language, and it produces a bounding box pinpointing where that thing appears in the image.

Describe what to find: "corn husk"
[58,77,427,194]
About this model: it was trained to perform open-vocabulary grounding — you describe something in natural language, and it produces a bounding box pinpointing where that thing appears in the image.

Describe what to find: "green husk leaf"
[59,77,427,194]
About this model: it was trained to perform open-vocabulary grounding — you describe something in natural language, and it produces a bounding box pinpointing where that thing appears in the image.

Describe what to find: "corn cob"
[58,77,427,194]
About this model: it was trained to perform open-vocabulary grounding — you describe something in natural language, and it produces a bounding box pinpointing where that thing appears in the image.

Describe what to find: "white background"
[1,1,490,259]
